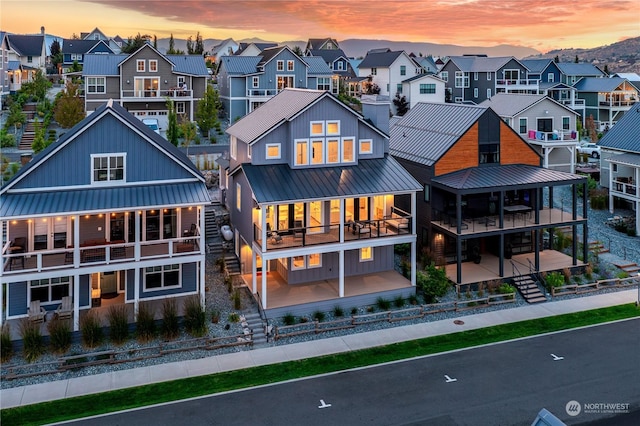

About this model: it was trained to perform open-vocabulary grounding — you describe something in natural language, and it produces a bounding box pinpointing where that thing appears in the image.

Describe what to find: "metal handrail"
[254,291,271,341]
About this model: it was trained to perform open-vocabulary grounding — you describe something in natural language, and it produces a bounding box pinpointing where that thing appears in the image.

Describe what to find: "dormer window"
[137,60,145,72]
[92,153,125,183]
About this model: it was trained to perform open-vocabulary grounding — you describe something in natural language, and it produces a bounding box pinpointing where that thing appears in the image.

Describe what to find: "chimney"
[360,95,391,135]
[41,26,45,35]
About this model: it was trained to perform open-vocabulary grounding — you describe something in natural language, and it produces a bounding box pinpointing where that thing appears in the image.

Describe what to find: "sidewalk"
[1,289,636,409]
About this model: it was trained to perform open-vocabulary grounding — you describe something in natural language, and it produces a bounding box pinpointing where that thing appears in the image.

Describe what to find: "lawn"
[2,303,638,426]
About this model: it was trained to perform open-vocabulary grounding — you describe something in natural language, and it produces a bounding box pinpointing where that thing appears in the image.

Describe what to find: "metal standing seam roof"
[226,89,327,143]
[165,55,210,76]
[573,77,628,92]
[83,53,209,76]
[401,73,444,83]
[304,56,333,75]
[62,39,102,54]
[446,56,516,72]
[556,62,604,76]
[520,59,552,74]
[358,50,404,68]
[242,156,422,204]
[480,93,547,117]
[605,152,640,167]
[389,102,488,166]
[307,49,349,64]
[0,182,211,218]
[598,104,640,153]
[432,164,585,192]
[218,56,262,75]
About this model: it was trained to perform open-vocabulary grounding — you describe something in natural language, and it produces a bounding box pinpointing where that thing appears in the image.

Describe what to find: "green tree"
[417,263,450,303]
[574,55,579,63]
[195,85,220,137]
[21,70,52,102]
[194,32,204,55]
[180,116,197,156]
[292,45,303,56]
[168,33,176,54]
[31,120,50,153]
[554,55,559,63]
[5,103,26,133]
[166,98,179,146]
[54,81,85,128]
[1,155,20,183]
[186,36,194,54]
[153,35,157,49]
[603,64,609,75]
[121,33,151,54]
[69,60,82,73]
[393,93,409,116]
[50,39,63,72]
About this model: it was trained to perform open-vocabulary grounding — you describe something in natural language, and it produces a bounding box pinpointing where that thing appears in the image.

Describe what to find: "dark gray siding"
[8,282,27,316]
[120,48,175,92]
[249,125,290,165]
[139,262,197,298]
[79,274,90,307]
[85,76,120,109]
[14,114,197,189]
[395,157,433,244]
[126,269,135,301]
[229,171,254,246]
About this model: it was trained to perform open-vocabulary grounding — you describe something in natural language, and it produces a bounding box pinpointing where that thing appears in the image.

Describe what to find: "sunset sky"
[2,0,638,53]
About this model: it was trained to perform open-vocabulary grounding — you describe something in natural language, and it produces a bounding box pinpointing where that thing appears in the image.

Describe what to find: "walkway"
[1,289,636,409]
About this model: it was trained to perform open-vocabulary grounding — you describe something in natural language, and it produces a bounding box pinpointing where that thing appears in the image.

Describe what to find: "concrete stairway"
[512,275,547,304]
[589,240,609,254]
[224,254,241,275]
[241,312,268,347]
[18,121,35,150]
[614,262,640,275]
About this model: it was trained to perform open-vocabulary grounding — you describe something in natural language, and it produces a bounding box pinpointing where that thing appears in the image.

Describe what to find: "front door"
[100,271,117,295]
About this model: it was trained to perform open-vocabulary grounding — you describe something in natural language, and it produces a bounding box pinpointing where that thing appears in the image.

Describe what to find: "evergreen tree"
[574,55,579,63]
[54,81,85,128]
[194,32,204,55]
[166,98,179,146]
[153,35,157,49]
[554,55,559,63]
[292,45,303,56]
[195,85,220,137]
[50,39,63,72]
[31,120,49,153]
[121,33,151,53]
[393,93,409,116]
[186,36,194,55]
[168,33,176,54]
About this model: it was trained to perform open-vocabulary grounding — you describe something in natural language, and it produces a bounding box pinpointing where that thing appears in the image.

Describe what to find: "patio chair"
[28,300,47,324]
[55,296,73,320]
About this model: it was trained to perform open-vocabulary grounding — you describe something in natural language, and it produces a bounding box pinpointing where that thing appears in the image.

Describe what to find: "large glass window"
[311,139,324,164]
[145,265,180,290]
[87,77,105,93]
[162,208,177,239]
[277,75,294,91]
[146,209,160,241]
[295,139,309,165]
[479,144,499,164]
[92,154,125,183]
[31,277,70,304]
[342,138,355,162]
[455,71,469,88]
[327,139,339,163]
[419,84,435,94]
[236,183,242,211]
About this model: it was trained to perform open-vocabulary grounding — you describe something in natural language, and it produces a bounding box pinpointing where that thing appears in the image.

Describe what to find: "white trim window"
[474,72,478,81]
[342,137,355,163]
[562,116,570,131]
[277,60,284,71]
[326,120,340,135]
[230,136,237,160]
[360,247,373,262]
[176,102,185,114]
[266,143,281,159]
[144,264,180,291]
[92,153,125,183]
[137,59,145,72]
[487,73,492,81]
[400,65,406,76]
[310,121,324,136]
[87,77,106,94]
[311,138,324,164]
[519,118,528,134]
[359,139,373,154]
[317,77,330,91]
[486,89,491,99]
[295,139,309,166]
[291,255,305,270]
[287,60,294,71]
[149,60,158,72]
[473,88,478,98]
[548,73,555,83]
[236,182,242,211]
[455,71,469,88]
[326,138,340,164]
[30,276,71,304]
[252,76,259,88]
[440,71,448,82]
[308,253,321,268]
[371,68,377,76]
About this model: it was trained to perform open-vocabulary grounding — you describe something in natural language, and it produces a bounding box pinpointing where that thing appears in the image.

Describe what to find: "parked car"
[142,118,160,134]
[577,142,601,158]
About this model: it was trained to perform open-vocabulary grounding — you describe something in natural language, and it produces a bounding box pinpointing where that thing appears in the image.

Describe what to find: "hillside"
[524,37,640,74]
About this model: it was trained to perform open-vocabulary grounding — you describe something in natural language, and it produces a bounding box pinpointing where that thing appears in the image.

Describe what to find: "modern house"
[555,62,604,85]
[217,46,333,120]
[61,38,114,73]
[208,38,238,62]
[4,31,47,92]
[401,73,446,109]
[80,27,122,53]
[597,104,640,236]
[573,77,638,130]
[306,48,362,97]
[439,55,538,104]
[225,88,421,315]
[481,93,580,172]
[0,100,210,330]
[304,38,340,53]
[235,42,278,56]
[389,102,588,285]
[0,31,9,109]
[82,43,209,130]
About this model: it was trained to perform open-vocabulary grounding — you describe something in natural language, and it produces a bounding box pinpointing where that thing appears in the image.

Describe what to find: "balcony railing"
[120,89,193,99]
[526,130,577,142]
[599,99,636,107]
[612,179,637,197]
[247,89,278,98]
[560,99,585,108]
[1,237,201,276]
[496,79,539,88]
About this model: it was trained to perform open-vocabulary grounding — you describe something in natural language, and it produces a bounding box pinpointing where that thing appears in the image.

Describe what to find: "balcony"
[598,99,636,107]
[526,130,577,142]
[1,236,201,276]
[246,88,278,100]
[120,89,193,100]
[612,178,637,198]
[496,79,539,92]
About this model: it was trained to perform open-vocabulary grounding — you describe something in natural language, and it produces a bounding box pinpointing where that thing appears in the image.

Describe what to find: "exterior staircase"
[614,262,640,275]
[512,275,547,304]
[18,120,36,150]
[224,253,241,275]
[588,240,609,254]
[241,312,268,347]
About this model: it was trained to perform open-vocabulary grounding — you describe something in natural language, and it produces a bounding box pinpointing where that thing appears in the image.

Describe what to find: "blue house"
[61,38,114,72]
[217,46,333,121]
[225,88,421,315]
[0,100,210,331]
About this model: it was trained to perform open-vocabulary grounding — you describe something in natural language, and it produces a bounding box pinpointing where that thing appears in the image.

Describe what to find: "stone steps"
[241,312,268,346]
[513,275,547,304]
[588,240,609,254]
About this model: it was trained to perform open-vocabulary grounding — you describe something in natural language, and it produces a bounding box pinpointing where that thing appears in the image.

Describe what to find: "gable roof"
[402,73,444,84]
[82,27,108,40]
[359,50,404,68]
[520,59,553,74]
[445,56,519,72]
[480,93,578,117]
[62,39,106,54]
[389,102,488,166]
[306,38,339,50]
[573,77,627,92]
[83,52,209,76]
[556,62,604,76]
[597,103,640,153]
[236,42,278,55]
[307,48,349,64]
[227,88,386,144]
[257,45,306,68]
[217,55,262,75]
[303,56,333,75]
[6,34,45,56]
[2,100,203,195]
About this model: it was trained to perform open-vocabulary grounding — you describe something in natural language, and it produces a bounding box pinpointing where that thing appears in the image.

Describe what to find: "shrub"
[585,265,593,280]
[47,317,72,354]
[136,303,156,343]
[210,309,220,324]
[400,260,410,278]
[545,271,565,291]
[562,267,572,283]
[616,271,630,279]
[408,294,419,305]
[283,313,296,325]
[233,289,242,310]
[228,312,240,323]
[366,306,375,313]
[332,306,344,317]
[107,305,129,345]
[394,243,410,257]
[299,316,308,323]
[350,307,359,316]
[80,310,104,348]
[161,299,180,340]
[1,324,13,362]
[417,263,451,303]
[19,319,45,362]
[498,283,516,298]
[183,295,207,337]
[394,295,405,308]
[376,297,391,311]
[312,310,325,322]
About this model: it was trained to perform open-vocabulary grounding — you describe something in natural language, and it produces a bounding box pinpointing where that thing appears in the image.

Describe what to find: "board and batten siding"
[250,124,291,165]
[8,281,27,316]
[260,50,307,91]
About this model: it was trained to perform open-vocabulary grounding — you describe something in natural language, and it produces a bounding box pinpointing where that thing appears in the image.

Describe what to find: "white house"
[401,74,446,108]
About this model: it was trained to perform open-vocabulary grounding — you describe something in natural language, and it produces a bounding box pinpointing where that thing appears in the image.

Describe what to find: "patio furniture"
[91,287,101,307]
[9,237,26,269]
[271,232,283,244]
[28,300,47,324]
[55,296,73,320]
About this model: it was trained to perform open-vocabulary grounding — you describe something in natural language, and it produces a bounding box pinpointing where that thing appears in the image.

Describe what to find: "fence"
[273,294,516,340]
[2,333,252,381]
[551,276,639,297]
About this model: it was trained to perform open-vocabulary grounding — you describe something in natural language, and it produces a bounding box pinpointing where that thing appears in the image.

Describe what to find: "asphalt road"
[66,318,640,426]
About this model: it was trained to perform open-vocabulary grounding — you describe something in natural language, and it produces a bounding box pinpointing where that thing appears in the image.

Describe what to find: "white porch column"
[73,273,80,331]
[609,162,615,214]
[339,198,345,243]
[134,266,140,319]
[261,267,267,308]
[636,167,640,236]
[411,192,417,287]
[73,215,80,267]
[199,260,205,308]
[570,146,575,173]
[0,283,3,327]
[134,211,141,261]
[339,249,344,297]
[252,250,257,294]
[261,206,267,253]
[200,206,206,255]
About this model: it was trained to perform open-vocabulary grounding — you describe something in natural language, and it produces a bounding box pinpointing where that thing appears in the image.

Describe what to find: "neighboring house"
[597,104,640,236]
[555,62,604,86]
[61,39,114,72]
[82,43,209,131]
[304,38,340,53]
[573,77,638,130]
[235,42,278,56]
[481,93,580,172]
[412,55,438,74]
[225,88,421,315]
[439,55,537,104]
[81,27,109,42]
[0,100,210,330]
[4,32,47,92]
[357,49,421,111]
[306,48,362,97]
[389,102,587,285]
[217,45,333,120]
[401,73,446,109]
[208,38,238,62]
[0,31,9,108]
[611,73,640,91]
